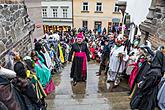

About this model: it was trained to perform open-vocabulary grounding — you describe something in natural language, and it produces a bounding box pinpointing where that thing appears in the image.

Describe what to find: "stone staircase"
[46,91,131,110]
[46,63,131,110]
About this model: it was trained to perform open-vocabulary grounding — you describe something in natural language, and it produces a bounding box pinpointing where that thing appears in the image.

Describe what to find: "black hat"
[14,61,26,78]
[24,59,34,70]
[35,42,42,51]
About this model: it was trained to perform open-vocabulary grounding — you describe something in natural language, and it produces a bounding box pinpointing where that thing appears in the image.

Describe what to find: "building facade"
[41,0,72,33]
[25,0,43,39]
[73,0,122,33]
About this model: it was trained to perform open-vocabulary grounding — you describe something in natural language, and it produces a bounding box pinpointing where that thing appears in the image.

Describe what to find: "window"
[53,8,58,18]
[114,4,120,12]
[63,8,68,18]
[82,2,88,11]
[42,8,47,17]
[108,22,112,33]
[82,21,88,29]
[96,2,102,12]
[94,21,102,33]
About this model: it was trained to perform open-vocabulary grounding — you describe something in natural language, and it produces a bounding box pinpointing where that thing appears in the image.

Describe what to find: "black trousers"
[98,55,109,75]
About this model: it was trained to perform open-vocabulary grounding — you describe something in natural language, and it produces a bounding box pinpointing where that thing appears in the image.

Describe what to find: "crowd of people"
[0,32,71,110]
[66,27,165,110]
[0,25,165,110]
[94,33,165,110]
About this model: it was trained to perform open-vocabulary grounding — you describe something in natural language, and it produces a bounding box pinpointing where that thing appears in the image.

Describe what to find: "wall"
[41,0,73,27]
[25,0,43,39]
[140,0,165,49]
[73,0,122,30]
[0,0,34,66]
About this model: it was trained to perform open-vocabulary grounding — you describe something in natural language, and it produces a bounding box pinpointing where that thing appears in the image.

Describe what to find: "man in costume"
[107,34,128,86]
[68,32,90,86]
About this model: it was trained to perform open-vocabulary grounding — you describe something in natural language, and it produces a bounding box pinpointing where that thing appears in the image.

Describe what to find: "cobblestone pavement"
[46,63,131,110]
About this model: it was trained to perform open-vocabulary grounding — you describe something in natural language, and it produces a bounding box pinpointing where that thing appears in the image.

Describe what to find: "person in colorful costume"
[31,50,51,88]
[107,34,128,86]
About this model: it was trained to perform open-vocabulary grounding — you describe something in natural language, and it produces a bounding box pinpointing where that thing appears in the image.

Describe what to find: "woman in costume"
[13,61,44,110]
[68,32,90,86]
[30,50,51,88]
[31,50,55,95]
[130,50,165,110]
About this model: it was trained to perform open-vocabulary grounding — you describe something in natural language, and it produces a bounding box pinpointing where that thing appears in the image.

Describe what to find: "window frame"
[114,4,120,13]
[94,21,102,30]
[42,8,47,18]
[82,2,89,11]
[82,20,88,29]
[62,8,68,18]
[52,8,58,18]
[96,2,102,12]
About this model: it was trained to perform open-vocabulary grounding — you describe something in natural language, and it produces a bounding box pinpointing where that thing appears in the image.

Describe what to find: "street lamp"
[116,1,127,35]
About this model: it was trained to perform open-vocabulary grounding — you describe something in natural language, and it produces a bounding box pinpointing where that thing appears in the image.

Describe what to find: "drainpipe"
[72,0,74,28]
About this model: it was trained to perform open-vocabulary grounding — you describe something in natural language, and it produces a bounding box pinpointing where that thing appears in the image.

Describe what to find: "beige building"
[73,0,122,33]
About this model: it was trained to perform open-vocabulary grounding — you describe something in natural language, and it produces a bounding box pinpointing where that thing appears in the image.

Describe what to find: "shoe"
[128,95,132,100]
[96,72,101,76]
[113,80,120,88]
[107,80,114,83]
[82,80,86,82]
[72,81,77,86]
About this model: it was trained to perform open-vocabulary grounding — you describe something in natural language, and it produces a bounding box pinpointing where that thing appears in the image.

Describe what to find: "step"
[46,92,130,109]
[46,92,129,100]
[46,96,129,106]
[47,102,130,110]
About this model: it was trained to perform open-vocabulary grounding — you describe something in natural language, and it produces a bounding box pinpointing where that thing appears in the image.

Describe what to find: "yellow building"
[73,0,122,33]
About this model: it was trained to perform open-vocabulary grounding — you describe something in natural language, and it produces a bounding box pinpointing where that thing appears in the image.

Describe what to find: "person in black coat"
[130,50,165,110]
[96,35,115,76]
[68,32,90,86]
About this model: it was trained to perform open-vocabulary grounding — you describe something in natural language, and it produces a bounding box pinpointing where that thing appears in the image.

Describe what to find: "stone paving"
[46,63,131,110]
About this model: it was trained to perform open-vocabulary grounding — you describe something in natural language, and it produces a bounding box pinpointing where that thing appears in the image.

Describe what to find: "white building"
[120,0,152,34]
[41,0,72,33]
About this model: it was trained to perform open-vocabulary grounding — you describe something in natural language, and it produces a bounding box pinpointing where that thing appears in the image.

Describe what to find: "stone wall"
[0,0,35,66]
[140,0,165,49]
[148,35,165,49]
